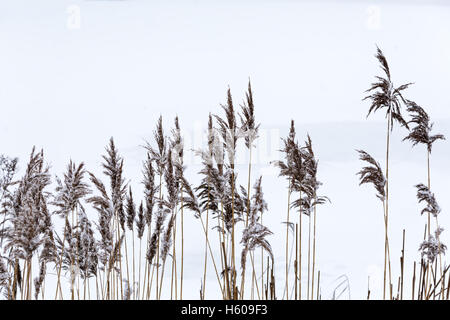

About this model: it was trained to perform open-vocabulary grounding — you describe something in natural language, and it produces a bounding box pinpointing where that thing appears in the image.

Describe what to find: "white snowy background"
[1,0,450,299]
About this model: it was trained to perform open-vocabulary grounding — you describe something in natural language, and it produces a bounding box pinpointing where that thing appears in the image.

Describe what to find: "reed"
[364,47,412,299]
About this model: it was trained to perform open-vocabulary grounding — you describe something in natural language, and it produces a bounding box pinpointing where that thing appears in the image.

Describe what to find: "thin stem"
[285,180,291,300]
[202,202,209,300]
[295,223,298,300]
[230,167,236,299]
[242,146,252,298]
[384,114,393,299]
[138,238,142,300]
[307,211,311,300]
[311,202,317,300]
[55,217,69,300]
[180,194,184,300]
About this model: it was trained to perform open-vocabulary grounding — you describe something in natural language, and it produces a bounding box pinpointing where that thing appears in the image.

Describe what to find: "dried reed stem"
[285,180,291,300]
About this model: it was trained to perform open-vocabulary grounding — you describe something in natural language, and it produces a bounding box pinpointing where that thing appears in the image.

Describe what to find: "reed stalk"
[285,180,291,300]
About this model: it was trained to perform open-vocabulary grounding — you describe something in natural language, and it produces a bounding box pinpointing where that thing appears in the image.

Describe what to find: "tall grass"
[0,49,448,300]
[363,47,411,299]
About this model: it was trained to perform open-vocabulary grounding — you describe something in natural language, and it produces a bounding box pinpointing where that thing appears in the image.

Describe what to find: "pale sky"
[1,0,450,299]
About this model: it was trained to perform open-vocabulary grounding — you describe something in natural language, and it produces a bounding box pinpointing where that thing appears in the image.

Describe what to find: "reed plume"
[136,202,145,240]
[0,155,18,299]
[364,47,411,129]
[140,153,156,299]
[0,156,18,247]
[2,148,51,299]
[403,100,445,154]
[53,161,91,218]
[356,150,386,202]
[419,228,447,264]
[146,202,170,267]
[415,184,440,219]
[125,187,137,297]
[0,155,18,200]
[76,206,98,293]
[135,201,145,298]
[126,188,136,232]
[142,154,157,229]
[240,177,273,299]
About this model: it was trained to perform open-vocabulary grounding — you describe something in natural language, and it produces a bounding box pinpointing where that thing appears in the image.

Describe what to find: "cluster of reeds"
[272,121,328,300]
[0,81,278,300]
[358,47,448,300]
[0,48,448,300]
[184,83,276,300]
